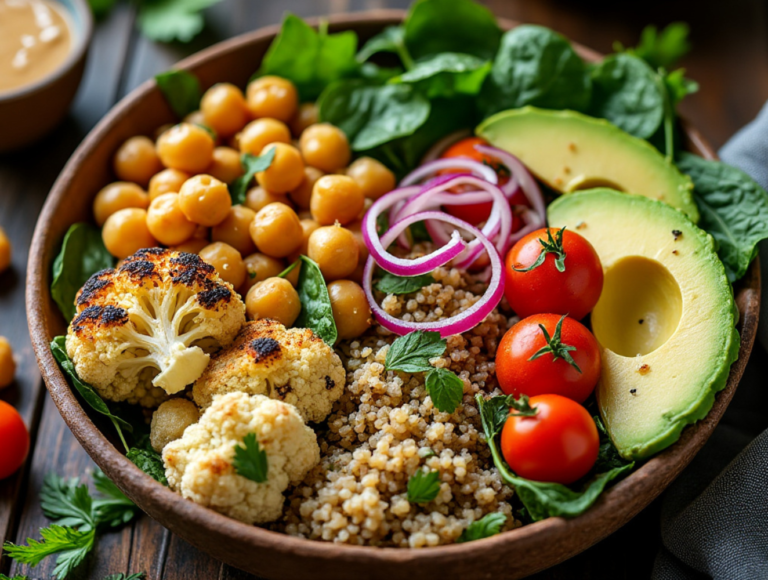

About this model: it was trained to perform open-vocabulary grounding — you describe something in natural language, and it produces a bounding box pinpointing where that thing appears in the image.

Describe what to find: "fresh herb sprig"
[233,433,269,483]
[406,469,441,503]
[375,271,435,295]
[457,512,507,543]
[229,148,277,205]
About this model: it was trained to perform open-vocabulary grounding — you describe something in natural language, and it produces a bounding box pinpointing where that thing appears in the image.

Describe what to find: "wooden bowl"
[26,11,760,580]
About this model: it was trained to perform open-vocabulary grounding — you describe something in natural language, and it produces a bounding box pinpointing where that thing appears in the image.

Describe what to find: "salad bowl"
[26,10,760,580]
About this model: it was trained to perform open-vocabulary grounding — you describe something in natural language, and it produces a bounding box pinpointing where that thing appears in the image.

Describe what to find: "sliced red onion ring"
[363,210,505,337]
[400,157,497,187]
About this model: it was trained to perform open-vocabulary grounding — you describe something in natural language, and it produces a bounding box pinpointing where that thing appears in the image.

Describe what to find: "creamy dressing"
[0,0,72,94]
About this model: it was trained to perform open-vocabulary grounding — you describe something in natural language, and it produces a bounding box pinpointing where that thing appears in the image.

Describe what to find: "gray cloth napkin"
[651,107,768,579]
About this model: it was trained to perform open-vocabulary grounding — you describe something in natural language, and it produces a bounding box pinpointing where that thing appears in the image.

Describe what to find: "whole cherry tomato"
[501,394,598,485]
[0,400,30,480]
[504,227,603,320]
[496,313,601,403]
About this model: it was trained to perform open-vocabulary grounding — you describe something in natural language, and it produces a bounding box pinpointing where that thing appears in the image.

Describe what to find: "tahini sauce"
[0,0,72,94]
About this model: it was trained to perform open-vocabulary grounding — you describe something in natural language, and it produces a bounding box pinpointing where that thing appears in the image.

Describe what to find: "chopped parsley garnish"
[233,433,269,483]
[407,469,441,504]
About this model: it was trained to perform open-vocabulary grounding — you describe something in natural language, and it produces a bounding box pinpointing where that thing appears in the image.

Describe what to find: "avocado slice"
[477,107,699,222]
[548,189,739,460]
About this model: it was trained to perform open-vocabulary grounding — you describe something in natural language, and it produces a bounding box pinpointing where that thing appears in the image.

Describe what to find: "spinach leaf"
[593,416,631,473]
[375,271,434,295]
[257,14,359,101]
[480,25,591,118]
[228,148,276,205]
[126,447,168,486]
[588,53,664,139]
[360,62,403,84]
[457,512,506,543]
[318,80,431,152]
[50,336,132,452]
[295,255,338,345]
[407,469,441,503]
[403,0,501,61]
[392,52,492,99]
[677,152,768,281]
[425,368,464,414]
[51,223,114,322]
[357,26,413,69]
[154,70,202,118]
[385,330,446,373]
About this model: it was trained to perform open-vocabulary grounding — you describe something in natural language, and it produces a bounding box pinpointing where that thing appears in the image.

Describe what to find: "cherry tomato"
[0,400,29,480]
[496,314,601,403]
[501,394,598,485]
[504,227,603,320]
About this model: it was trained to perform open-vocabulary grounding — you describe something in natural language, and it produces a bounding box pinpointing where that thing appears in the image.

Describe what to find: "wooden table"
[2,0,767,578]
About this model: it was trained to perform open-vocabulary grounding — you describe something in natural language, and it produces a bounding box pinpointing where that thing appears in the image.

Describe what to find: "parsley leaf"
[0,573,30,579]
[4,525,95,579]
[126,447,168,486]
[92,470,140,529]
[385,331,446,373]
[457,512,506,543]
[233,433,268,483]
[375,271,434,295]
[154,70,202,119]
[424,368,464,414]
[40,474,95,531]
[104,574,146,580]
[229,148,277,205]
[407,469,441,503]
[137,0,222,44]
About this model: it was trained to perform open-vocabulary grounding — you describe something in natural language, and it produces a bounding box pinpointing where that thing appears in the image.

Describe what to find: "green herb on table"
[229,147,277,205]
[137,0,222,43]
[155,69,202,119]
[51,223,114,322]
[407,469,441,503]
[233,433,268,483]
[457,512,507,543]
[295,255,338,345]
[375,271,435,295]
[104,574,147,580]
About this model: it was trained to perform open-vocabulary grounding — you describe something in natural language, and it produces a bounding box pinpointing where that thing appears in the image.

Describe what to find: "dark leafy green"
[594,416,632,473]
[295,255,338,345]
[407,469,441,503]
[233,433,269,483]
[392,53,492,98]
[4,525,94,579]
[91,470,140,529]
[51,223,114,322]
[457,512,506,543]
[87,0,116,19]
[357,26,413,68]
[138,0,221,43]
[628,22,691,70]
[385,330,446,373]
[104,574,146,580]
[126,447,168,486]
[677,153,768,281]
[40,474,94,531]
[154,70,202,118]
[375,271,435,295]
[424,367,464,414]
[229,147,277,204]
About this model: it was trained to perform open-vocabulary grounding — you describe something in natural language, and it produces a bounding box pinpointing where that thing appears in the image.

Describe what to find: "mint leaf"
[425,368,463,414]
[457,512,506,543]
[375,271,434,295]
[229,148,277,205]
[154,70,202,118]
[407,469,440,503]
[137,0,221,44]
[385,331,446,373]
[233,433,268,483]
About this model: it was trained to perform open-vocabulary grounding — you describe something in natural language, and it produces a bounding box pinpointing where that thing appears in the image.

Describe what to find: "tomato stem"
[512,227,567,273]
[528,314,582,373]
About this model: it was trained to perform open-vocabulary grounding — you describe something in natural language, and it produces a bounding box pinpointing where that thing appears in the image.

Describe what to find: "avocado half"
[477,107,699,222]
[548,189,739,460]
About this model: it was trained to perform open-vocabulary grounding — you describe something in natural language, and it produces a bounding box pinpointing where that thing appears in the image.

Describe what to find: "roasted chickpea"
[102,208,157,259]
[146,193,197,246]
[245,277,301,326]
[238,118,291,156]
[244,186,289,213]
[199,242,246,289]
[93,182,149,226]
[307,225,359,281]
[183,110,208,128]
[241,252,285,294]
[345,219,369,263]
[246,76,298,122]
[289,102,319,137]
[211,205,257,256]
[249,202,302,258]
[171,238,209,254]
[206,147,244,184]
[156,123,215,174]
[346,156,396,200]
[310,175,364,225]
[255,143,304,193]
[0,227,10,274]
[150,399,200,453]
[288,166,324,210]
[113,136,162,186]
[178,174,232,226]
[327,280,371,340]
[295,218,320,257]
[299,123,351,172]
[201,83,249,138]
[0,337,15,389]
[148,168,189,200]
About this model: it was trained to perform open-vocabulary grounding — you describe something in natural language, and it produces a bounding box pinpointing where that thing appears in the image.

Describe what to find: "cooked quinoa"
[274,262,522,547]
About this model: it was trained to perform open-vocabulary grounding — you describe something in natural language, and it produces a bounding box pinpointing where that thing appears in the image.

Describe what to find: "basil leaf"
[357,26,411,67]
[677,152,768,281]
[126,445,168,486]
[233,433,269,483]
[295,255,338,345]
[425,368,464,414]
[480,25,591,118]
[257,14,359,101]
[229,148,277,205]
[403,0,501,61]
[392,52,492,99]
[154,70,202,118]
[375,271,434,295]
[406,469,441,503]
[385,330,446,373]
[51,223,114,322]
[457,512,506,543]
[318,81,431,151]
[588,53,665,140]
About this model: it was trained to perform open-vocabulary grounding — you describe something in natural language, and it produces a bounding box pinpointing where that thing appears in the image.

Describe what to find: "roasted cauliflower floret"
[163,391,319,524]
[66,248,246,403]
[192,320,345,422]
[150,398,200,452]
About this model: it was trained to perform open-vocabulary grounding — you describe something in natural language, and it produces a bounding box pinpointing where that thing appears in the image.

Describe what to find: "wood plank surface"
[1,0,766,578]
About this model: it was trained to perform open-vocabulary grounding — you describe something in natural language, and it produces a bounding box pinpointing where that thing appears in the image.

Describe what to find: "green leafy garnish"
[507,394,538,417]
[137,0,221,43]
[233,433,268,483]
[392,53,492,99]
[104,574,146,580]
[406,469,441,503]
[385,330,446,373]
[375,271,435,295]
[39,474,95,531]
[457,512,506,543]
[51,223,114,322]
[229,148,277,205]
[512,227,567,273]
[4,525,95,579]
[593,416,632,473]
[126,446,168,487]
[91,470,140,528]
[357,26,413,69]
[295,255,338,345]
[86,0,116,19]
[154,70,202,119]
[528,315,581,373]
[625,22,692,70]
[424,367,464,414]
